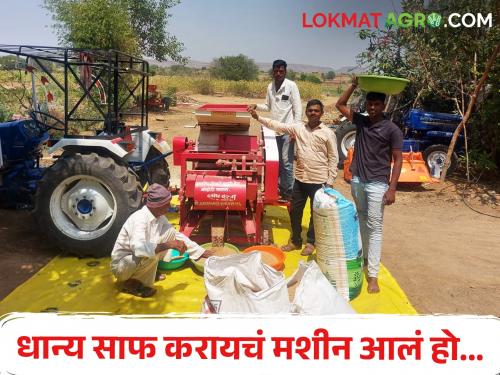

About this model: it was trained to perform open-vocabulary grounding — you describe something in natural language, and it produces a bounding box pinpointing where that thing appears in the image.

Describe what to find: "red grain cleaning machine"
[172,104,282,245]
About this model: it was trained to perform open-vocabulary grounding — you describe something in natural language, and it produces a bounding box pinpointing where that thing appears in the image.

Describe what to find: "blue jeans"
[276,134,294,199]
[350,176,389,278]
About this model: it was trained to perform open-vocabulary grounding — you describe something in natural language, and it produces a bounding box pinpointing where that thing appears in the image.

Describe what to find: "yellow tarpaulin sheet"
[0,202,417,315]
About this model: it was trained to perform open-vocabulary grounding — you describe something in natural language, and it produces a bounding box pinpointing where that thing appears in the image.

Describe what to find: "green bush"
[461,150,497,174]
[324,71,336,80]
[299,73,322,84]
[163,86,178,106]
[210,54,259,81]
[0,103,12,122]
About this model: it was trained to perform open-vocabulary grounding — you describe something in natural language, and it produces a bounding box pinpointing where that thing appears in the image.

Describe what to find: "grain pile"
[260,251,278,266]
[196,245,238,266]
[212,246,239,256]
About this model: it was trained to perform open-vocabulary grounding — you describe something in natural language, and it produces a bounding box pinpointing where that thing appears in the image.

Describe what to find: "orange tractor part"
[343,148,436,184]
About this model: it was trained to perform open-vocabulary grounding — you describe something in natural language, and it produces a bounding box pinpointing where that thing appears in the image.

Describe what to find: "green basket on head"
[158,249,189,271]
[357,75,410,95]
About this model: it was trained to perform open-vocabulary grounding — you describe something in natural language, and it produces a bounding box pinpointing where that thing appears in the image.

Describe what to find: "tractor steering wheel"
[29,110,66,132]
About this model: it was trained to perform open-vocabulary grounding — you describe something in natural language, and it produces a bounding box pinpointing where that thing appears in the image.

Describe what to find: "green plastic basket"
[357,75,410,95]
[157,249,189,271]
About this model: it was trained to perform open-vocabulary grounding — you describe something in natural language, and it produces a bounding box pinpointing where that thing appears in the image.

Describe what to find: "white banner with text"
[1,313,499,374]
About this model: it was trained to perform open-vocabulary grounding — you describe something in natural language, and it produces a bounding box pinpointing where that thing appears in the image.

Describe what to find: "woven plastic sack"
[203,251,290,314]
[287,261,355,314]
[313,187,363,300]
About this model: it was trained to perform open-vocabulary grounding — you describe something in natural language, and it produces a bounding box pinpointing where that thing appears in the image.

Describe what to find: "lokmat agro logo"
[302,12,383,28]
[386,12,493,28]
[301,11,493,29]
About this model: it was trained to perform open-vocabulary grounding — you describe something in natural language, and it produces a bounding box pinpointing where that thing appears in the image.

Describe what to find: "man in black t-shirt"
[336,77,403,294]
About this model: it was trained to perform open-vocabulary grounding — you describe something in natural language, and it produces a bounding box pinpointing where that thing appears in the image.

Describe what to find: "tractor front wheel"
[33,153,142,257]
[423,144,458,178]
[335,121,357,166]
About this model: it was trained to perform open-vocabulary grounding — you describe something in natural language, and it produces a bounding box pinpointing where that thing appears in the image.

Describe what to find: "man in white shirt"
[249,59,302,201]
[111,184,213,298]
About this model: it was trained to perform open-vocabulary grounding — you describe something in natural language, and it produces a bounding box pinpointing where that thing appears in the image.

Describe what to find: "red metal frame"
[173,123,281,246]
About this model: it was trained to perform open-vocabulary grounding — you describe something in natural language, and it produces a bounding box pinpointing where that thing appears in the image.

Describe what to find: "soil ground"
[1,94,499,315]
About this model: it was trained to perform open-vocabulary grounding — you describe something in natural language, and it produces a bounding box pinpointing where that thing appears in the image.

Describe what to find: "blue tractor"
[335,101,464,177]
[0,45,172,257]
[0,118,48,207]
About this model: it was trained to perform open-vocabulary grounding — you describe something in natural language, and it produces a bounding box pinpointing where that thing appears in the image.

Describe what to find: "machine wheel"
[423,144,458,177]
[335,121,357,165]
[33,153,142,257]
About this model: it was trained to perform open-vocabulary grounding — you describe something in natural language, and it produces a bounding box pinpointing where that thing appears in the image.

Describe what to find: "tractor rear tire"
[147,148,171,187]
[33,153,142,257]
[335,121,357,167]
[150,160,171,187]
[423,144,458,178]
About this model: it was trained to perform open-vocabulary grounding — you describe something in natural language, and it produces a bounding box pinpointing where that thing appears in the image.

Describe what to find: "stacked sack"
[313,187,363,300]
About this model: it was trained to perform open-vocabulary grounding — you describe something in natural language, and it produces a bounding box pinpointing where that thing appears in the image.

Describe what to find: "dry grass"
[1,70,331,125]
[151,75,322,101]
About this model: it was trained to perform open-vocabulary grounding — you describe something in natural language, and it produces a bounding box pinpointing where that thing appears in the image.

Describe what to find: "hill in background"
[148,58,364,74]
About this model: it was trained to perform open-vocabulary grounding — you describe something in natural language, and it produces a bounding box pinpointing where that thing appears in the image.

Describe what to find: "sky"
[0,0,402,69]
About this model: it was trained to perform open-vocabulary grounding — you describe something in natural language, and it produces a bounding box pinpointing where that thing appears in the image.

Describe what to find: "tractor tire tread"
[33,152,142,258]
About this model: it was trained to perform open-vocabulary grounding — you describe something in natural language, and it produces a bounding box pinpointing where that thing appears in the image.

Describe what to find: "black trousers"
[290,179,323,246]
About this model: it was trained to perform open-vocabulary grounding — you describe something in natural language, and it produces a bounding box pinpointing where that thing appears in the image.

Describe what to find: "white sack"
[287,261,356,315]
[204,251,290,314]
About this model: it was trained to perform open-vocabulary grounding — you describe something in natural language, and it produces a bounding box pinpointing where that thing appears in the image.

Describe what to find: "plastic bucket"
[346,256,363,300]
[316,255,363,301]
[242,245,286,271]
[357,75,410,95]
[157,249,189,271]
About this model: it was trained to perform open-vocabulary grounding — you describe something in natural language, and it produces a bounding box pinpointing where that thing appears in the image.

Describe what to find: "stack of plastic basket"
[313,187,363,301]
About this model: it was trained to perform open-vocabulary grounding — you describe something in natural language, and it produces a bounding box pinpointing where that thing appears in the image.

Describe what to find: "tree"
[210,54,259,81]
[126,0,185,63]
[324,70,336,80]
[43,0,186,62]
[357,0,500,176]
[299,72,322,84]
[149,64,158,76]
[0,56,18,70]
[440,42,500,181]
